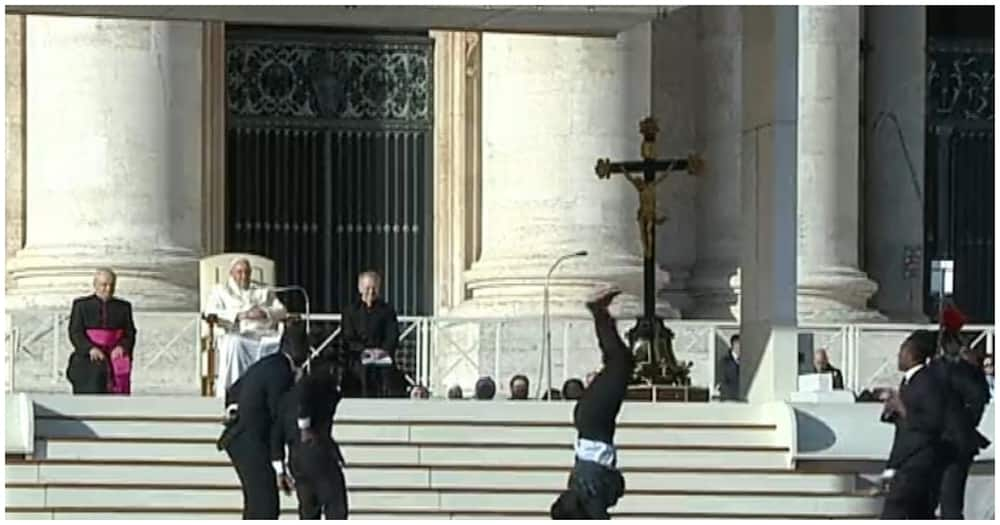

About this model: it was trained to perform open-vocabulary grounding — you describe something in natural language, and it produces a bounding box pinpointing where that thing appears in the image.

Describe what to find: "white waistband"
[575,438,617,468]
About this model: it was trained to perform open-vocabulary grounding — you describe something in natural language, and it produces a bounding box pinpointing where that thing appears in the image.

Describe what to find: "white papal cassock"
[206,277,288,397]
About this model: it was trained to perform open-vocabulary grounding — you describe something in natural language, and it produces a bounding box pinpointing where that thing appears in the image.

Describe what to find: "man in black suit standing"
[880,330,947,520]
[926,333,991,519]
[718,334,740,401]
[280,350,349,520]
[218,322,310,519]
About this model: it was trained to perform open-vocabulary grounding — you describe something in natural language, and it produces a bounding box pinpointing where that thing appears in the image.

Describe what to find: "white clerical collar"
[903,363,924,383]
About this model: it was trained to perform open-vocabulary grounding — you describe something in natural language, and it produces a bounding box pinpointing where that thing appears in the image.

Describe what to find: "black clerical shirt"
[341,299,399,358]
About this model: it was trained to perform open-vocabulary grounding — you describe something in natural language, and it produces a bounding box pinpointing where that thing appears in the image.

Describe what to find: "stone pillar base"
[798,268,886,322]
[688,265,740,320]
[6,246,198,311]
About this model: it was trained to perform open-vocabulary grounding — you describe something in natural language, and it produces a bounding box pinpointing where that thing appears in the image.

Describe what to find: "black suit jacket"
[719,353,739,401]
[341,299,400,358]
[68,295,137,356]
[277,377,345,468]
[218,352,296,462]
[927,357,991,457]
[884,366,947,470]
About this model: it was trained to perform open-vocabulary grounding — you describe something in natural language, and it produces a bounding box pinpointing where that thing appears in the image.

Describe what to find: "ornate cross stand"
[595,117,706,398]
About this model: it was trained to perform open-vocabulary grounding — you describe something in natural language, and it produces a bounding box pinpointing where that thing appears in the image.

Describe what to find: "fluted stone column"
[797,6,883,322]
[459,29,677,319]
[688,6,743,320]
[7,16,202,311]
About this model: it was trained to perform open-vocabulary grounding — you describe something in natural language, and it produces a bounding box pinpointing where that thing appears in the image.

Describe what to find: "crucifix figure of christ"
[594,117,703,387]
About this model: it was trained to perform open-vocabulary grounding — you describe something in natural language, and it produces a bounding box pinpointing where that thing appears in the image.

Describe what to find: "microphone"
[572,250,588,257]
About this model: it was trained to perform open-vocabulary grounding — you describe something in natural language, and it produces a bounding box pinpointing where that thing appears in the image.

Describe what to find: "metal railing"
[5,310,994,397]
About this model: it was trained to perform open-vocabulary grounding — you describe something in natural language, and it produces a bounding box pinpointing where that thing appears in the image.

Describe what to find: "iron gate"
[924,38,994,322]
[224,27,434,319]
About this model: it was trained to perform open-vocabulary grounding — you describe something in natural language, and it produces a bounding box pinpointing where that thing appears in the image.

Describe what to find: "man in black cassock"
[66,268,137,394]
[217,322,309,519]
[341,270,400,398]
[280,349,349,519]
[879,330,948,519]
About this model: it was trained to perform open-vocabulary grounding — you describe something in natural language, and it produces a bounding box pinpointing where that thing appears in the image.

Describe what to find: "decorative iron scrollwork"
[227,38,431,123]
[927,40,994,122]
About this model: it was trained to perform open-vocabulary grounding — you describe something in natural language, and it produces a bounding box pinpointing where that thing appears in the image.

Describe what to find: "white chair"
[198,253,276,396]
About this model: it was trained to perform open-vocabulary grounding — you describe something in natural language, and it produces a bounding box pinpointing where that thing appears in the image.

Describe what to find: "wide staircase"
[6,394,883,519]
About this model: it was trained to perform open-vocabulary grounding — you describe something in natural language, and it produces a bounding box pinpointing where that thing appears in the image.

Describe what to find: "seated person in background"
[66,268,137,395]
[409,385,430,399]
[475,377,496,400]
[447,385,464,400]
[342,270,399,398]
[563,378,586,401]
[206,257,288,397]
[812,348,845,390]
[509,374,530,400]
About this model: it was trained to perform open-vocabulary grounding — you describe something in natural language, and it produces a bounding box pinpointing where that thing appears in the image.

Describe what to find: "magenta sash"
[85,328,131,395]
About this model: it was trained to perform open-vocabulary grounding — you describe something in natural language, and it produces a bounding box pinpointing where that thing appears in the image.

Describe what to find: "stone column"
[459,28,677,319]
[650,12,698,316]
[688,6,743,320]
[740,6,800,403]
[6,15,26,291]
[432,30,482,315]
[7,16,203,311]
[797,6,883,322]
[864,6,926,321]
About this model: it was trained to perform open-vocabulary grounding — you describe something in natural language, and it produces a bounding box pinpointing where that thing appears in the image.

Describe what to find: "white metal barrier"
[5,310,995,397]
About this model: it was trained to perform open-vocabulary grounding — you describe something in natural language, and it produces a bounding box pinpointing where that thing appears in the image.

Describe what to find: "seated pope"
[206,257,288,397]
[66,268,138,395]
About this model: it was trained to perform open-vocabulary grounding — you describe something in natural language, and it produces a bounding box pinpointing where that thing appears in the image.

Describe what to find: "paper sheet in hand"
[361,349,393,366]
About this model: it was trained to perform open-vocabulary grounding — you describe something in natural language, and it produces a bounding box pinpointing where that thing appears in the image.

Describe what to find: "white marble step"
[7,463,856,493]
[35,439,789,469]
[5,485,882,516]
[34,417,777,447]
[29,394,777,425]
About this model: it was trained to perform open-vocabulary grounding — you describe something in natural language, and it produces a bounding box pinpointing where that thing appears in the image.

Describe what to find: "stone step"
[29,394,777,426]
[34,438,790,469]
[6,462,857,493]
[5,485,883,516]
[33,417,778,447]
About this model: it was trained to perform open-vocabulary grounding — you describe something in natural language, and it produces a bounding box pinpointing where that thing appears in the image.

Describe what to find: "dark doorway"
[224,27,434,318]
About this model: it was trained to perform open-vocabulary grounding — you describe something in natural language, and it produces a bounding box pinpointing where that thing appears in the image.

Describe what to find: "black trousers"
[66,353,108,394]
[880,466,941,519]
[226,436,279,520]
[934,453,973,519]
[355,362,392,398]
[574,310,630,444]
[291,440,348,520]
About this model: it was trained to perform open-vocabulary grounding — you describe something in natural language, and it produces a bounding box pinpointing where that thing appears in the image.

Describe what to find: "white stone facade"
[4,8,948,398]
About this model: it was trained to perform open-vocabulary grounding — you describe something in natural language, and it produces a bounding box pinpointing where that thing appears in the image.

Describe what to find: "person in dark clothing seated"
[879,330,948,520]
[718,334,740,401]
[280,349,349,520]
[924,316,991,520]
[562,378,586,401]
[217,322,309,520]
[812,348,845,390]
[509,374,530,400]
[551,286,631,520]
[474,377,496,400]
[66,268,138,395]
[341,270,400,398]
